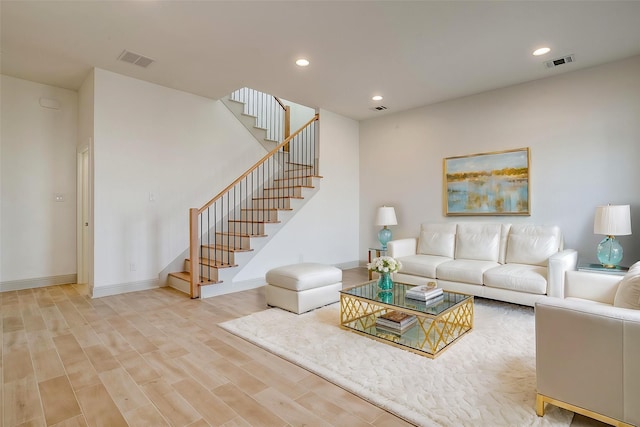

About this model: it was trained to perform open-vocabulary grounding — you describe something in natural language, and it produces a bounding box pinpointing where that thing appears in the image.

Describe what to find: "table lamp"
[593,204,632,268]
[375,206,397,250]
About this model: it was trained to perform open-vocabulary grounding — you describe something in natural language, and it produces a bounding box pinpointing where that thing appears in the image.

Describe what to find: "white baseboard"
[91,278,161,298]
[0,274,77,292]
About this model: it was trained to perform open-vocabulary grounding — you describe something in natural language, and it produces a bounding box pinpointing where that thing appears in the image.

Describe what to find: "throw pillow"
[417,223,456,258]
[613,261,640,310]
[417,231,455,258]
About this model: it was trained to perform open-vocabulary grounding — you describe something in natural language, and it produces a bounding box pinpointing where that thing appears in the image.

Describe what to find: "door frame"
[76,146,91,284]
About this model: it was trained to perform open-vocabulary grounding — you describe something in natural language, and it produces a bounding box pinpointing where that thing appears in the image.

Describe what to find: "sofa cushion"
[417,223,457,258]
[397,254,451,279]
[506,224,562,267]
[613,261,640,310]
[484,264,548,295]
[455,223,502,262]
[437,259,500,285]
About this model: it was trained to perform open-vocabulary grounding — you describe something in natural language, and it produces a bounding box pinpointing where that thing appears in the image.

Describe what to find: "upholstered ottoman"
[265,263,342,314]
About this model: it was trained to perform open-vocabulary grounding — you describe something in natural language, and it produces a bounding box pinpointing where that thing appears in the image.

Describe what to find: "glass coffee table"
[340,280,474,358]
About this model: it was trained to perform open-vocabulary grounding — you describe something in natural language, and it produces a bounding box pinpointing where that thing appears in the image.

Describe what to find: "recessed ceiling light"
[533,47,551,56]
[295,58,310,67]
[372,95,383,101]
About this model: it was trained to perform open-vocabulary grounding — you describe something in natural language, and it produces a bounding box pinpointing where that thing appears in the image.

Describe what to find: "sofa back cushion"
[614,261,640,310]
[417,223,457,258]
[506,224,562,266]
[454,223,502,262]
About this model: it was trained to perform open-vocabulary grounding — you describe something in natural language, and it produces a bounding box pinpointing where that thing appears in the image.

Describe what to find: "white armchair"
[535,268,640,427]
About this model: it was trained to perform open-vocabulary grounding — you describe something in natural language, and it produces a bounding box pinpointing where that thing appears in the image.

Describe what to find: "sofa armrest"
[547,249,578,298]
[535,298,640,425]
[387,238,417,258]
[565,270,622,304]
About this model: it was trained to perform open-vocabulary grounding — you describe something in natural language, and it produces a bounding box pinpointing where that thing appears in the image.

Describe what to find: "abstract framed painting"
[443,147,530,216]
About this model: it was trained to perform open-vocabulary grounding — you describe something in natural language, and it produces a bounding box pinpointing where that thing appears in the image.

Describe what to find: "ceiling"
[2,1,640,121]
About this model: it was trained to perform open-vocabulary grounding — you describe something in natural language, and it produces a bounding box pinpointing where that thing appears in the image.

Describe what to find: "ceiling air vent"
[117,50,155,68]
[545,54,575,69]
[372,105,388,111]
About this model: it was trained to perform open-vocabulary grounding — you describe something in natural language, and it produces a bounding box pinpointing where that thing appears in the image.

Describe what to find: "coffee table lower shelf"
[339,292,474,358]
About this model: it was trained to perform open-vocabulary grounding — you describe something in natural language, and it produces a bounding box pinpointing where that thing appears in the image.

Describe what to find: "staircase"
[221,87,290,151]
[167,101,320,298]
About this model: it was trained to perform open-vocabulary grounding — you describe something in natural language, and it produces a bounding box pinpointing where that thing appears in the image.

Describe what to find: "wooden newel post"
[189,208,200,298]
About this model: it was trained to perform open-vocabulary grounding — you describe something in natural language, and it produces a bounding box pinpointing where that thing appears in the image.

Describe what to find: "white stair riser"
[262,187,303,198]
[282,168,314,179]
[227,221,265,235]
[168,275,190,294]
[198,247,236,264]
[240,209,279,221]
[252,198,292,209]
[274,177,313,187]
[215,233,251,249]
[184,259,219,281]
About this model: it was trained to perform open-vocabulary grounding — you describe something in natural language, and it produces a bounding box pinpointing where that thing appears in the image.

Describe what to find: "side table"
[367,247,387,280]
[577,262,629,277]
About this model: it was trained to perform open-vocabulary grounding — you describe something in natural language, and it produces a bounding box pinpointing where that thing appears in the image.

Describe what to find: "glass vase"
[378,291,393,303]
[377,272,393,290]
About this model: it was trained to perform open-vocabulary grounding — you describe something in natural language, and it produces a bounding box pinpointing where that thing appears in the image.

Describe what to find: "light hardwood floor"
[2,267,605,427]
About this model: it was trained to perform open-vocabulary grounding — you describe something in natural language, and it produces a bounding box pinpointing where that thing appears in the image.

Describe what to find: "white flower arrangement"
[367,256,402,274]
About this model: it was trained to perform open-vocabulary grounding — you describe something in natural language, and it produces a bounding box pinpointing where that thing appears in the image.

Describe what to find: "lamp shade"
[594,205,632,236]
[375,206,397,226]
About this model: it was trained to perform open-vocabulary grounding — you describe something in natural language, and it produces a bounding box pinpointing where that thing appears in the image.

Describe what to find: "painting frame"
[443,147,531,216]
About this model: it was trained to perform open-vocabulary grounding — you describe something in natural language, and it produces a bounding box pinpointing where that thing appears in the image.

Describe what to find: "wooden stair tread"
[168,271,221,285]
[264,185,313,190]
[216,231,267,237]
[253,196,303,200]
[191,259,238,268]
[228,219,281,224]
[201,244,253,253]
[241,208,293,211]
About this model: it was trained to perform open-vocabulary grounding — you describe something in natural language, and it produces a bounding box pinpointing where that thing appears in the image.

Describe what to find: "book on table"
[405,284,443,301]
[375,310,417,333]
[405,293,445,310]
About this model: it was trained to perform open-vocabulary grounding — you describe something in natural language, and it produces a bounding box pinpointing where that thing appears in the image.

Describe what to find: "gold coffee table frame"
[340,280,474,358]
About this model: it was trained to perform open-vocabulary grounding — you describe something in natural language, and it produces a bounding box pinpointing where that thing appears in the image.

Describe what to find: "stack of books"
[405,283,444,305]
[375,311,417,334]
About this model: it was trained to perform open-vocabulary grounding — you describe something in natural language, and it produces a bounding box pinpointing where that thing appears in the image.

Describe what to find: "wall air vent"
[117,50,155,68]
[372,105,388,111]
[545,54,575,69]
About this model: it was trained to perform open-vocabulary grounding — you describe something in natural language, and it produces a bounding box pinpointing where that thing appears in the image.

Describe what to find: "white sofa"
[535,265,640,426]
[387,222,578,307]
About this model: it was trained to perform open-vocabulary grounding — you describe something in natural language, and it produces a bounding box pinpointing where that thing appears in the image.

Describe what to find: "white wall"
[0,75,78,287]
[282,98,316,132]
[360,55,640,266]
[92,69,267,293]
[234,108,360,281]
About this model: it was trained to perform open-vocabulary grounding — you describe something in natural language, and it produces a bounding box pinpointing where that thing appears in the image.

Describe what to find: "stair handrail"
[188,113,319,297]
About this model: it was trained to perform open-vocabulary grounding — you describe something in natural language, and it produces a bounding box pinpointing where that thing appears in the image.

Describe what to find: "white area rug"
[219,299,572,427]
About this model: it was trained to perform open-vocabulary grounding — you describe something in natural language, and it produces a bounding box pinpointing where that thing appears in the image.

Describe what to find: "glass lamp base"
[378,227,392,250]
[597,236,623,268]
